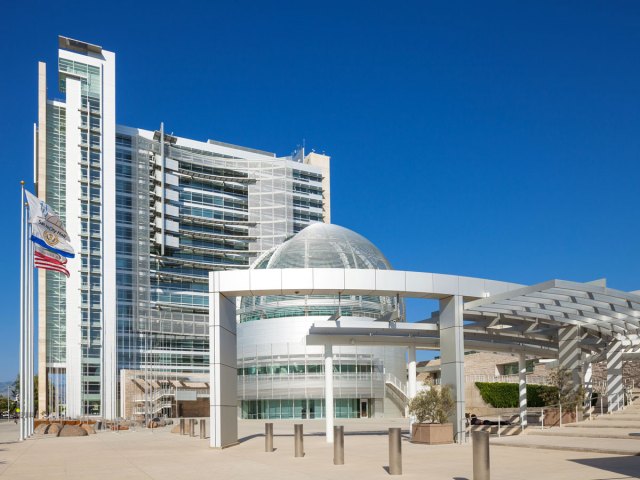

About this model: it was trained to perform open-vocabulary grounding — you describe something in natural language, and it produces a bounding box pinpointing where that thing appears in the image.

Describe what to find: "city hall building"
[32,37,640,435]
[34,36,331,419]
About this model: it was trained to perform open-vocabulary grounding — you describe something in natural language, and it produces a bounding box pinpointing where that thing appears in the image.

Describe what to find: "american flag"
[34,245,70,277]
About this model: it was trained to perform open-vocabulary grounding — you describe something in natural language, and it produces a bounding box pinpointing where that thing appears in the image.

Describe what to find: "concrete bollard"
[472,431,490,480]
[333,425,344,465]
[191,419,197,437]
[265,423,274,452]
[294,424,304,458]
[179,418,185,435]
[388,427,402,475]
[200,419,206,439]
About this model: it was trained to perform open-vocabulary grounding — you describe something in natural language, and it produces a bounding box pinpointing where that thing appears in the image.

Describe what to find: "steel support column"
[558,326,582,393]
[209,277,238,449]
[518,353,527,429]
[583,358,593,418]
[606,341,623,413]
[439,295,465,443]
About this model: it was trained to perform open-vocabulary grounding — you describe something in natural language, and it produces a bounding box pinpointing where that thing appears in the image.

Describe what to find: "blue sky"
[0,1,639,381]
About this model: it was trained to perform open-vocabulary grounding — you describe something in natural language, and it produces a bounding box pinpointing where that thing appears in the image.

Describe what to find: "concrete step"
[596,414,640,421]
[526,427,640,440]
[564,420,640,429]
[491,435,640,455]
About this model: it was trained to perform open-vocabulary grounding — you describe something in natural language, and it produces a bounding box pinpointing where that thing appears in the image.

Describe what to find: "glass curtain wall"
[59,57,103,416]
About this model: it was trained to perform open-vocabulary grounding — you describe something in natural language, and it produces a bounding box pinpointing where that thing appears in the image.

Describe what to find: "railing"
[133,400,173,415]
[465,374,550,385]
[385,373,408,399]
[133,387,175,404]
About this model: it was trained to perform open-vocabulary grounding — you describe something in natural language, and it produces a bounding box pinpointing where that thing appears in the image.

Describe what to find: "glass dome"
[240,223,401,322]
[253,223,392,270]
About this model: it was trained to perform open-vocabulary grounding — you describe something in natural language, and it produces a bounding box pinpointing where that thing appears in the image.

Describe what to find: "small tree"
[540,367,583,409]
[408,385,455,424]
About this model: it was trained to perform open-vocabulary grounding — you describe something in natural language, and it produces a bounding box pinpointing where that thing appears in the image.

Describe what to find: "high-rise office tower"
[35,37,330,419]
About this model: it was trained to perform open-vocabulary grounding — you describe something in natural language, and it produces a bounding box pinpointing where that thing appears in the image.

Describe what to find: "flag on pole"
[24,190,75,258]
[34,245,70,277]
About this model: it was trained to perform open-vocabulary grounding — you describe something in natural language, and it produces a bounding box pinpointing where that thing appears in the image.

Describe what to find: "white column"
[407,344,417,438]
[209,272,238,448]
[606,341,623,413]
[28,239,34,435]
[64,75,83,419]
[325,343,334,443]
[583,358,593,418]
[408,345,417,398]
[101,49,117,421]
[439,295,465,443]
[518,353,527,429]
[19,186,25,441]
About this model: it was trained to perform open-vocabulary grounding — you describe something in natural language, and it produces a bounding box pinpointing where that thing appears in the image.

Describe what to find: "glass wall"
[240,398,363,419]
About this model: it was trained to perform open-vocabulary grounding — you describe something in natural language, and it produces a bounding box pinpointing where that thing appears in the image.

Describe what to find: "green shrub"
[475,382,558,408]
[527,384,558,407]
[408,385,455,423]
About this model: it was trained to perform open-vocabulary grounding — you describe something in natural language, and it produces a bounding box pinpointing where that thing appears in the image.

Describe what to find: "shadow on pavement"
[569,456,640,478]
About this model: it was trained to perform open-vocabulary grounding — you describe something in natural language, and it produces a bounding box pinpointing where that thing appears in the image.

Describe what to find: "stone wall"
[176,399,209,418]
[590,360,640,391]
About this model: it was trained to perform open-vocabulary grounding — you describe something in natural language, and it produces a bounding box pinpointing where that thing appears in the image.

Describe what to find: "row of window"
[292,170,322,183]
[241,398,363,420]
[293,196,323,209]
[293,183,322,196]
[181,178,247,197]
[116,134,133,147]
[238,363,376,376]
[293,210,323,222]
[172,251,249,266]
[181,236,248,252]
[180,190,247,212]
[182,206,248,223]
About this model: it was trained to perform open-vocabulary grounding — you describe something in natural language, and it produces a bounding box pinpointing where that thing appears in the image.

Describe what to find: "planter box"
[411,423,454,445]
[543,408,577,427]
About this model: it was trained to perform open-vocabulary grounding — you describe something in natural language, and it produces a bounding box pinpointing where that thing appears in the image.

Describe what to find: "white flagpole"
[30,234,35,433]
[19,181,25,441]
[27,227,34,436]
[24,200,31,437]
[25,223,30,438]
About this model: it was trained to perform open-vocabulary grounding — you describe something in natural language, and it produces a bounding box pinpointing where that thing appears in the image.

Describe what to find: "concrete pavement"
[1,419,640,479]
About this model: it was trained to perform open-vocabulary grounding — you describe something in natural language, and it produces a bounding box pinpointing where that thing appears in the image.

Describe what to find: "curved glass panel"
[240,224,401,322]
[261,223,392,270]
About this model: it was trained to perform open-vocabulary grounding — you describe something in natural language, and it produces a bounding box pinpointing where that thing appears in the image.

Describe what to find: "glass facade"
[240,398,362,419]
[236,224,407,419]
[240,224,402,322]
[40,39,330,418]
[45,103,67,416]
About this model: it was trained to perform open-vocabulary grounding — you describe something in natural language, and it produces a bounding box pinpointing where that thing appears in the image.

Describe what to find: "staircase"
[490,389,640,454]
[385,373,409,403]
[133,388,176,416]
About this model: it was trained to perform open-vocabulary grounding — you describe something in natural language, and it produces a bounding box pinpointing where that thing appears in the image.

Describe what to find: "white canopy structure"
[208,268,640,448]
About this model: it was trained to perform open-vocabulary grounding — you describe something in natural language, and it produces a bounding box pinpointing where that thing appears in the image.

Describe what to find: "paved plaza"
[1,418,639,479]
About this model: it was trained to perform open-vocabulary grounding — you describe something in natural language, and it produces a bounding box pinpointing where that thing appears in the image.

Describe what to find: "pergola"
[208,269,640,448]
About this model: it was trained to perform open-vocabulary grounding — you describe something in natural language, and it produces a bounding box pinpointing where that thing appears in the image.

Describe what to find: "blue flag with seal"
[24,190,75,258]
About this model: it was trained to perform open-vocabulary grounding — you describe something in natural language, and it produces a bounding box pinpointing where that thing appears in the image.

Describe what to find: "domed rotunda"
[239,223,402,322]
[237,223,406,420]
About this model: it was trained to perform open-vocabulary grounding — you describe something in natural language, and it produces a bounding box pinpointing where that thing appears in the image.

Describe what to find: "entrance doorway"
[360,399,368,418]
